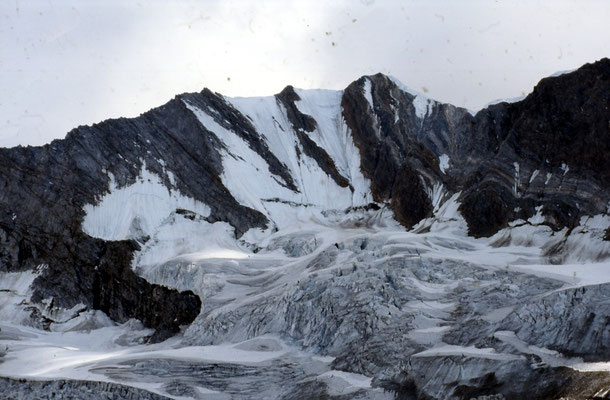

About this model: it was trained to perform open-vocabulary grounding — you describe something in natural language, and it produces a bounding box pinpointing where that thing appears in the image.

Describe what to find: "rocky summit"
[0,58,609,399]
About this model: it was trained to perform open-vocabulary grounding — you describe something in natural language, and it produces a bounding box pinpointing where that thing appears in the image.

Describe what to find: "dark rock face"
[341,75,438,228]
[460,59,610,236]
[509,60,610,186]
[459,183,515,238]
[341,59,609,237]
[390,163,434,228]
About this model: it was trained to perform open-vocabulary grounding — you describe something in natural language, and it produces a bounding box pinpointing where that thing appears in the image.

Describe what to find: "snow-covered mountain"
[0,59,609,399]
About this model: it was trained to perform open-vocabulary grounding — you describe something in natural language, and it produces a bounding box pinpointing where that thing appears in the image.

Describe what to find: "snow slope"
[182,89,373,231]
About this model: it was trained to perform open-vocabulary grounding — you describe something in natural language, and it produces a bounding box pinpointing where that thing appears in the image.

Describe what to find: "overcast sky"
[1,0,609,148]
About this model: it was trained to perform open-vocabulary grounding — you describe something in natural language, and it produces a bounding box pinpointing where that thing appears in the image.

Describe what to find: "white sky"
[1,0,609,148]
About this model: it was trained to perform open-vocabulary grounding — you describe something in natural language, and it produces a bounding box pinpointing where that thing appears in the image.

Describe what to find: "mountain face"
[0,59,609,399]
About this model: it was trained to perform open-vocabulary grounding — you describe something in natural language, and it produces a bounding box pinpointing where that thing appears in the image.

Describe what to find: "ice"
[466,92,529,116]
[412,344,523,361]
[184,101,298,215]
[404,300,455,313]
[572,361,610,372]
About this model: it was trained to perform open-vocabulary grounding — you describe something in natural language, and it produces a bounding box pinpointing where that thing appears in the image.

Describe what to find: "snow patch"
[82,165,210,241]
[0,271,37,325]
[509,262,610,288]
[513,162,520,195]
[387,75,436,120]
[528,205,545,225]
[412,95,433,120]
[134,215,245,269]
[438,154,450,174]
[549,68,577,77]
[483,95,527,108]
[362,78,375,111]
[494,331,571,368]
[426,183,446,214]
[317,370,372,395]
